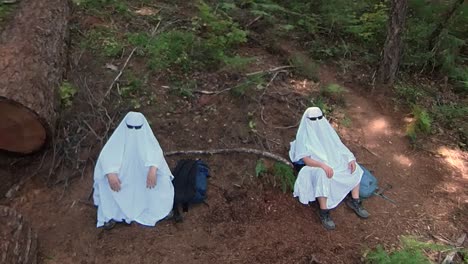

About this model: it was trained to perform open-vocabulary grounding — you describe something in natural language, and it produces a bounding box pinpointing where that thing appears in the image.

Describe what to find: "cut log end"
[0,99,47,154]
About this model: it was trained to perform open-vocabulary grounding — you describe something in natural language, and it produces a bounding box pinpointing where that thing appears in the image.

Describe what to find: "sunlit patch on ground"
[437,146,467,178]
[393,154,412,167]
[366,117,391,136]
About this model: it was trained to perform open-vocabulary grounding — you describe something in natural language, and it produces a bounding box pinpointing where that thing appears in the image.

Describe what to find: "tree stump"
[0,206,38,264]
[0,0,70,154]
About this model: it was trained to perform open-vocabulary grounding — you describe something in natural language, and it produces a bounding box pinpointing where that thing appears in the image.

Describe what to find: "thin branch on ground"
[165,148,292,167]
[246,15,262,28]
[103,47,137,99]
[246,65,294,76]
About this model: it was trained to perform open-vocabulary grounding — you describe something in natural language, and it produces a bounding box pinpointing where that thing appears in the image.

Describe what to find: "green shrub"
[406,105,432,141]
[290,54,319,81]
[365,236,465,264]
[255,159,267,177]
[394,85,428,105]
[0,4,15,27]
[73,0,130,15]
[59,81,77,108]
[309,96,332,115]
[81,27,124,58]
[366,245,431,264]
[169,79,197,98]
[321,83,346,105]
[434,104,468,128]
[273,162,295,193]
[231,74,266,96]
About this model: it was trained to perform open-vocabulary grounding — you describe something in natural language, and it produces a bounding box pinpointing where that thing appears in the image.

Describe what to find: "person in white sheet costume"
[93,111,174,229]
[289,107,369,230]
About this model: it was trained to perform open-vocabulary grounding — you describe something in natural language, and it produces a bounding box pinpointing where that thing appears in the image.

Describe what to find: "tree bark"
[377,0,408,87]
[0,206,38,264]
[0,0,70,154]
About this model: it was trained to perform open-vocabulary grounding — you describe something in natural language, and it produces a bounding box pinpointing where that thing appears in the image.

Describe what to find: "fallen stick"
[103,47,137,99]
[165,148,293,167]
[246,66,294,76]
[362,146,381,158]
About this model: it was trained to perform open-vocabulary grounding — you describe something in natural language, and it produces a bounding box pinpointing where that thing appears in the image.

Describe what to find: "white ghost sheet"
[289,107,363,209]
[93,111,174,227]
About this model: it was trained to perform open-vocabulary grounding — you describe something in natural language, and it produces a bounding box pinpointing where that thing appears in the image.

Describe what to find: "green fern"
[273,162,295,193]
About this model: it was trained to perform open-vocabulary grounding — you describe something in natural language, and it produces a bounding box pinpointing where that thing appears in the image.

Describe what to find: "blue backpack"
[359,165,378,199]
[172,159,210,222]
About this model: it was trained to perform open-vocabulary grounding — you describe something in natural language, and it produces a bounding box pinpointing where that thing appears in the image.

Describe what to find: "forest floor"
[1,1,467,263]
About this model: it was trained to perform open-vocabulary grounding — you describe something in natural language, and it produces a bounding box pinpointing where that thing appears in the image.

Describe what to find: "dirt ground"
[1,1,467,264]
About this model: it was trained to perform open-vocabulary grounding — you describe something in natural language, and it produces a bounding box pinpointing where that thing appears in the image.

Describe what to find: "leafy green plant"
[81,27,124,58]
[129,31,197,72]
[341,115,352,127]
[309,96,332,115]
[73,0,131,16]
[290,54,319,82]
[118,74,144,98]
[231,74,266,96]
[273,162,295,193]
[59,81,77,108]
[366,236,467,264]
[221,55,254,72]
[434,104,468,127]
[255,159,267,177]
[394,84,428,105]
[321,83,346,105]
[170,80,197,98]
[0,3,15,27]
[406,105,432,142]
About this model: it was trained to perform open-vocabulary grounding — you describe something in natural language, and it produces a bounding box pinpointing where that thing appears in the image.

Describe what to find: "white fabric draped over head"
[94,111,172,180]
[93,111,174,227]
[289,107,355,167]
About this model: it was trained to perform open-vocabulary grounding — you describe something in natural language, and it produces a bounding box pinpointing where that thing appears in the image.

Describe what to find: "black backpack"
[171,159,210,222]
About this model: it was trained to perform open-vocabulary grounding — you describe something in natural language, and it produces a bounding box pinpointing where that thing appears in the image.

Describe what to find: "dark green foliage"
[231,74,266,96]
[394,84,428,105]
[290,54,319,81]
[129,31,197,72]
[273,162,295,193]
[254,160,295,193]
[169,79,197,98]
[127,1,249,73]
[73,0,131,16]
[406,105,432,142]
[366,236,466,264]
[0,4,15,27]
[321,83,346,105]
[255,159,267,177]
[80,27,124,58]
[366,245,431,264]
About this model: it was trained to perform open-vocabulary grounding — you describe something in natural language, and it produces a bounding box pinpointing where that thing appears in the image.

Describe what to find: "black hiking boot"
[103,219,116,230]
[319,209,336,230]
[346,198,370,219]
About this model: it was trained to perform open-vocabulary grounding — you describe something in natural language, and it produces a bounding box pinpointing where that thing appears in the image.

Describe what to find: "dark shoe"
[103,219,116,230]
[319,209,336,230]
[346,198,370,218]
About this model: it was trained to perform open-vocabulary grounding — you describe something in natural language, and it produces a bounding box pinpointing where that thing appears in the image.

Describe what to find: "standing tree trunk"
[377,0,408,87]
[0,0,70,154]
[0,206,38,264]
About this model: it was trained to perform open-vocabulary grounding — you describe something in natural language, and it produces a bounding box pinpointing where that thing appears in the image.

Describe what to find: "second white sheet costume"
[93,112,174,227]
[289,107,363,209]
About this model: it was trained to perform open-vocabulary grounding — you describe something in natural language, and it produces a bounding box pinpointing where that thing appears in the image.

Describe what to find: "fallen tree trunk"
[0,206,38,264]
[0,0,70,154]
